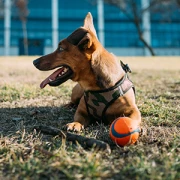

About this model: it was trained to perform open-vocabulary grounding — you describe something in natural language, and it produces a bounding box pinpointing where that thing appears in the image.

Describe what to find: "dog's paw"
[66,122,84,132]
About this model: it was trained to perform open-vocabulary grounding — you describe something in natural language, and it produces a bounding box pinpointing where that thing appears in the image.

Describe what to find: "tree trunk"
[134,18,155,56]
[131,0,155,56]
[139,34,155,56]
[22,20,28,55]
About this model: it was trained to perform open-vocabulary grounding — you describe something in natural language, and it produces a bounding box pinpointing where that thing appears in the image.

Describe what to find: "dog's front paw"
[66,122,84,132]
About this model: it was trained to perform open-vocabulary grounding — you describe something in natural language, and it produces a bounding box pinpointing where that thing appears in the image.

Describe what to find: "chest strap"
[84,73,134,122]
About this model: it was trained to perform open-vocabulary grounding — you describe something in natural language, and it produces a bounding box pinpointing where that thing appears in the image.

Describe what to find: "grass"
[0,56,180,180]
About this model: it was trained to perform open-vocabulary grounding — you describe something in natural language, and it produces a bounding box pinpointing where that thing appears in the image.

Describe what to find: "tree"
[103,0,180,56]
[0,0,4,18]
[15,0,29,55]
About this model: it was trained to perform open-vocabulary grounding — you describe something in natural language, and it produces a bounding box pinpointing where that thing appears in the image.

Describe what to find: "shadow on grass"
[0,106,75,137]
[0,105,179,147]
[0,106,179,180]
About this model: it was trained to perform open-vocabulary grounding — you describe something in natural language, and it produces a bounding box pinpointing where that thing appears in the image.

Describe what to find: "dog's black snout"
[33,59,40,68]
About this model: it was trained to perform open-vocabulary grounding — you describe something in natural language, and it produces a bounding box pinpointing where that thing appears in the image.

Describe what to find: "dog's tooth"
[49,78,53,82]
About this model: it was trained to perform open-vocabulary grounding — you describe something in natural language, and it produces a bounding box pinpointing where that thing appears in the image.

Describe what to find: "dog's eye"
[59,47,64,52]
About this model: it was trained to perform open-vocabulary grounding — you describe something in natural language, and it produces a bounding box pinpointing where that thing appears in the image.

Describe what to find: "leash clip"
[120,60,132,73]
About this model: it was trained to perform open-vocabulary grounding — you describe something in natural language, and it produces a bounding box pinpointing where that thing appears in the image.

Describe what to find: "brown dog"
[33,12,141,132]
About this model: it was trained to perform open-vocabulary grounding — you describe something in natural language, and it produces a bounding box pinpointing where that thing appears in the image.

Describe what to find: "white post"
[52,0,59,51]
[141,0,151,56]
[97,0,105,47]
[4,0,11,56]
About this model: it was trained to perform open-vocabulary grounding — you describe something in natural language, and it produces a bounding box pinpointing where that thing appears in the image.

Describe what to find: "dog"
[33,12,141,132]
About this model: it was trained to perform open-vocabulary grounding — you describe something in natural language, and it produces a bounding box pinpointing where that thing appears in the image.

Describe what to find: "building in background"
[0,0,180,56]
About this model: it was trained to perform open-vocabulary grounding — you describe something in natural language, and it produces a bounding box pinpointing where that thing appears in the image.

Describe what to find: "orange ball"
[109,117,140,147]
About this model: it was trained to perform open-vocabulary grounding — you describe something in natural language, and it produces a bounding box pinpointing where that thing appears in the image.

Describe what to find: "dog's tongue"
[40,68,64,89]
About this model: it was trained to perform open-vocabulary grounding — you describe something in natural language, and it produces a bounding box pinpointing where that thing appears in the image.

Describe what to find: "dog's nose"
[33,59,40,68]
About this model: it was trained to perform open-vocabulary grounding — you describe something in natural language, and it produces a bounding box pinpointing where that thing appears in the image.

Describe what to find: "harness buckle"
[120,60,132,73]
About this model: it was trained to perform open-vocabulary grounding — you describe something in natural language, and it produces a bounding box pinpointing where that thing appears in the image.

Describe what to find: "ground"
[0,56,179,180]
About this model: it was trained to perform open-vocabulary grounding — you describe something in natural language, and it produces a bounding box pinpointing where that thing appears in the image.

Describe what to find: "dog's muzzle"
[33,59,40,68]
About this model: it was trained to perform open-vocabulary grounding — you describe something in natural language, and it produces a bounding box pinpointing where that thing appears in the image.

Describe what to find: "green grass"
[0,84,72,102]
[0,57,180,180]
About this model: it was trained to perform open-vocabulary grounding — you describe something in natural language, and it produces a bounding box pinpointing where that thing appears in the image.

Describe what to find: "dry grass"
[0,56,180,180]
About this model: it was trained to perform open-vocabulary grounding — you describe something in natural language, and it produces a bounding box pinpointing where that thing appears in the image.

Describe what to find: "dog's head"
[33,12,101,89]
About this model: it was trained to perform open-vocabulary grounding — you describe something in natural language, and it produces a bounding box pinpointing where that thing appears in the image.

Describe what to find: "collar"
[84,60,132,95]
[85,73,130,95]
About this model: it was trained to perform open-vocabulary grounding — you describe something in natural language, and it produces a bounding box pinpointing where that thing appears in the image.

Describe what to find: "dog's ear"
[83,12,98,38]
[77,33,95,54]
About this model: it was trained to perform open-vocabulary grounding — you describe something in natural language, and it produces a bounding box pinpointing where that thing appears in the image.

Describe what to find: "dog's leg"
[66,96,90,132]
[128,107,141,127]
[71,84,84,105]
[63,84,84,109]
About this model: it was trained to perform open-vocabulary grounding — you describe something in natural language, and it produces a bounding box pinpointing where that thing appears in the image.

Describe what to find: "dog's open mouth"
[40,65,73,88]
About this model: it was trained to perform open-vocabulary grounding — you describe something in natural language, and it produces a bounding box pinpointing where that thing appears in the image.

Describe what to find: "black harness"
[84,61,134,122]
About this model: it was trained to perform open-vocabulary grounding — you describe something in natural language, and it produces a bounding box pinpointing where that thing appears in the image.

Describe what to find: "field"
[0,56,179,180]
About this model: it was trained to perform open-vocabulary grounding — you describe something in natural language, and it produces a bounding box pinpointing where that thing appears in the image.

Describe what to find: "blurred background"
[0,0,180,56]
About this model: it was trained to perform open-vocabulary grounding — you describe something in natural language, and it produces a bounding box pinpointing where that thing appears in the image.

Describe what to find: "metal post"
[4,0,11,56]
[141,0,151,56]
[52,0,59,51]
[97,0,105,47]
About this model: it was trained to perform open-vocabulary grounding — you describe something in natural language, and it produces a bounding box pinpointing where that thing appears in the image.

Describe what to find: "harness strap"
[84,73,134,122]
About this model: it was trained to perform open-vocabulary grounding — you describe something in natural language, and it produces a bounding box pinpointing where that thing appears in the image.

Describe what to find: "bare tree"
[0,0,4,18]
[15,0,29,55]
[103,0,179,56]
[177,0,180,6]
